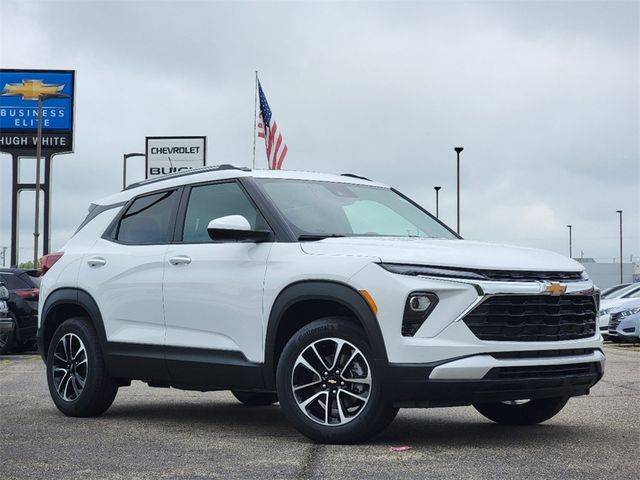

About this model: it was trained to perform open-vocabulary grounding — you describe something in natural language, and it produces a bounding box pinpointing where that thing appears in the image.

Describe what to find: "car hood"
[600,297,640,312]
[300,237,583,272]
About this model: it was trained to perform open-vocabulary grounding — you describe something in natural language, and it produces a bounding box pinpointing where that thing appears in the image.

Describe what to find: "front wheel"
[276,318,398,444]
[474,396,570,425]
[46,317,119,417]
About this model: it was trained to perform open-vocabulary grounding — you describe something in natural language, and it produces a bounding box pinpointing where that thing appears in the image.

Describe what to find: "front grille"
[463,295,597,342]
[484,362,599,380]
[480,270,584,282]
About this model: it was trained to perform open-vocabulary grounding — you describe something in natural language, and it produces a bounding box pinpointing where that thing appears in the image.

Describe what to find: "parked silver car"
[608,299,640,343]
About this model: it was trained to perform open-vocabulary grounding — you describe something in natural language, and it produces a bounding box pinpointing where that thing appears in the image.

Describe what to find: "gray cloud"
[0,0,638,265]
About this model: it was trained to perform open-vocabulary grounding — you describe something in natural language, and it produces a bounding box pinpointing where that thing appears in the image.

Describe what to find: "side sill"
[105,342,267,391]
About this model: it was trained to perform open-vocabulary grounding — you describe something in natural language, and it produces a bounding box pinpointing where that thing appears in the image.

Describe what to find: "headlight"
[618,307,640,318]
[379,263,486,280]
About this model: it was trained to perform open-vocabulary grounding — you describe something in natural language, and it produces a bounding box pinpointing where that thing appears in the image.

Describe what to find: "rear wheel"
[276,318,397,444]
[0,313,17,355]
[0,331,15,355]
[232,390,278,406]
[46,317,119,417]
[474,396,569,425]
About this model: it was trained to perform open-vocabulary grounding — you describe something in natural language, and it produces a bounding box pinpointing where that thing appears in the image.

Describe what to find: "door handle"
[169,255,192,266]
[87,257,106,268]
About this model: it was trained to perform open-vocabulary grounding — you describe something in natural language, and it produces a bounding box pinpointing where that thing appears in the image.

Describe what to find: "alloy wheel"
[52,333,88,401]
[291,337,371,426]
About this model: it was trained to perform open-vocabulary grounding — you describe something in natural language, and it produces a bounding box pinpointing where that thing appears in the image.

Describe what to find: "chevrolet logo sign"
[1,79,65,101]
[543,282,567,295]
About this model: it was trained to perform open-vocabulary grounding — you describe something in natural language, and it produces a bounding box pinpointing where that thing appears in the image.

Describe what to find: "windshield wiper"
[298,234,346,241]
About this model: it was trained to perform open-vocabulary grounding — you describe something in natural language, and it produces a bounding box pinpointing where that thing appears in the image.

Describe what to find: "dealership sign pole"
[0,69,75,267]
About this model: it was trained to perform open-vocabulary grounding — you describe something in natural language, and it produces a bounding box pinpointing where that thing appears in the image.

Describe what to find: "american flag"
[257,81,288,170]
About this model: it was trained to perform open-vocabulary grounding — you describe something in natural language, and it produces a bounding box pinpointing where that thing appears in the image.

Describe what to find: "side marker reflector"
[359,290,378,316]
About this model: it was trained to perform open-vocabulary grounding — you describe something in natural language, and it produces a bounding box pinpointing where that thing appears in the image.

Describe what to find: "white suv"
[37,166,604,443]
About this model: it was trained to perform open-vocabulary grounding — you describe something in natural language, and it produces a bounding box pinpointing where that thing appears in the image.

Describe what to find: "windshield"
[256,179,458,240]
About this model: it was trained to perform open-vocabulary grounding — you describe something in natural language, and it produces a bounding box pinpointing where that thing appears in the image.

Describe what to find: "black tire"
[0,331,15,355]
[0,312,17,355]
[276,318,398,444]
[232,390,279,406]
[474,396,570,425]
[46,317,119,417]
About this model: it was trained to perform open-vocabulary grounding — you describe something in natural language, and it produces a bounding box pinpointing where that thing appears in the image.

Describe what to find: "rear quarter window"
[112,189,180,244]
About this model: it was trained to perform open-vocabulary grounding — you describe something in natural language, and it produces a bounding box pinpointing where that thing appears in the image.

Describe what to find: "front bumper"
[608,317,640,342]
[351,264,602,364]
[385,349,604,407]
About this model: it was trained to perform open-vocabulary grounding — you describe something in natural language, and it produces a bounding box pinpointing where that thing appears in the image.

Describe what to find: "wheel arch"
[38,288,106,361]
[263,280,388,389]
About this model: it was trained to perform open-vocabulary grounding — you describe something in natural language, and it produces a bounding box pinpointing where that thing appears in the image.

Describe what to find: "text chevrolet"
[37,166,604,443]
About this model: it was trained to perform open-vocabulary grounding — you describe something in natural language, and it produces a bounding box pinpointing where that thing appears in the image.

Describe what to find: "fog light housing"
[402,292,438,337]
[409,294,432,312]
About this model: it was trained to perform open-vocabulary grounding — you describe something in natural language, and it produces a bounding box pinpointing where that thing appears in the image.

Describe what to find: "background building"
[576,259,639,289]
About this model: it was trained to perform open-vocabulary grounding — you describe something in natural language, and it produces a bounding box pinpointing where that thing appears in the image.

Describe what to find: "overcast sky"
[0,0,638,265]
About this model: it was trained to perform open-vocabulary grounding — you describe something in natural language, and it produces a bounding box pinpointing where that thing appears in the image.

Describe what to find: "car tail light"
[41,252,64,275]
[15,288,39,300]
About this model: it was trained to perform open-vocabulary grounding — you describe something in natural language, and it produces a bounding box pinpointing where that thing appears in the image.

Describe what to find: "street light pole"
[566,224,572,258]
[123,152,146,189]
[454,147,464,234]
[616,210,623,283]
[434,186,441,218]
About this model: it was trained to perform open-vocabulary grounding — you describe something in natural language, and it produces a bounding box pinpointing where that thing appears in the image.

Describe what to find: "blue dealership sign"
[0,69,75,154]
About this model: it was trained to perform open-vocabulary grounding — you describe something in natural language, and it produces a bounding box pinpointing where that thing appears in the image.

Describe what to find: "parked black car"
[0,268,40,354]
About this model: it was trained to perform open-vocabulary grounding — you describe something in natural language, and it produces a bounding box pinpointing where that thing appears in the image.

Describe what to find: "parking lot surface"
[1,345,638,479]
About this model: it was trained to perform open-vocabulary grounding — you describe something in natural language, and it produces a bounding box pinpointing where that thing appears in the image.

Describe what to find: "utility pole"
[454,147,464,234]
[566,224,573,258]
[1,246,6,267]
[616,210,623,283]
[434,186,441,218]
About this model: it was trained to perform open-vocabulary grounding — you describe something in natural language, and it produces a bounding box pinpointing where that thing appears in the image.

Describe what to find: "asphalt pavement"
[1,345,638,479]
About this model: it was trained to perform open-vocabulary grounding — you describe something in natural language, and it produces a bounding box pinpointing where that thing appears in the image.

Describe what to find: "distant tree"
[18,260,35,269]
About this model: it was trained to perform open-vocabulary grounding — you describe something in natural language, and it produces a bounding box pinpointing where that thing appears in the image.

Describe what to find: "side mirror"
[207,215,271,242]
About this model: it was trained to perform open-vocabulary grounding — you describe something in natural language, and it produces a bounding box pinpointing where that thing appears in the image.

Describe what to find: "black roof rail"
[124,164,251,191]
[341,173,372,181]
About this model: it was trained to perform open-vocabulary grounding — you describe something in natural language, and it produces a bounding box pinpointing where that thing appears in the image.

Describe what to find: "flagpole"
[252,70,258,169]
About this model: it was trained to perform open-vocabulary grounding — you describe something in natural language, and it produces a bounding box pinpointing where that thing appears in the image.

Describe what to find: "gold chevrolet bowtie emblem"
[1,79,65,101]
[544,282,567,295]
